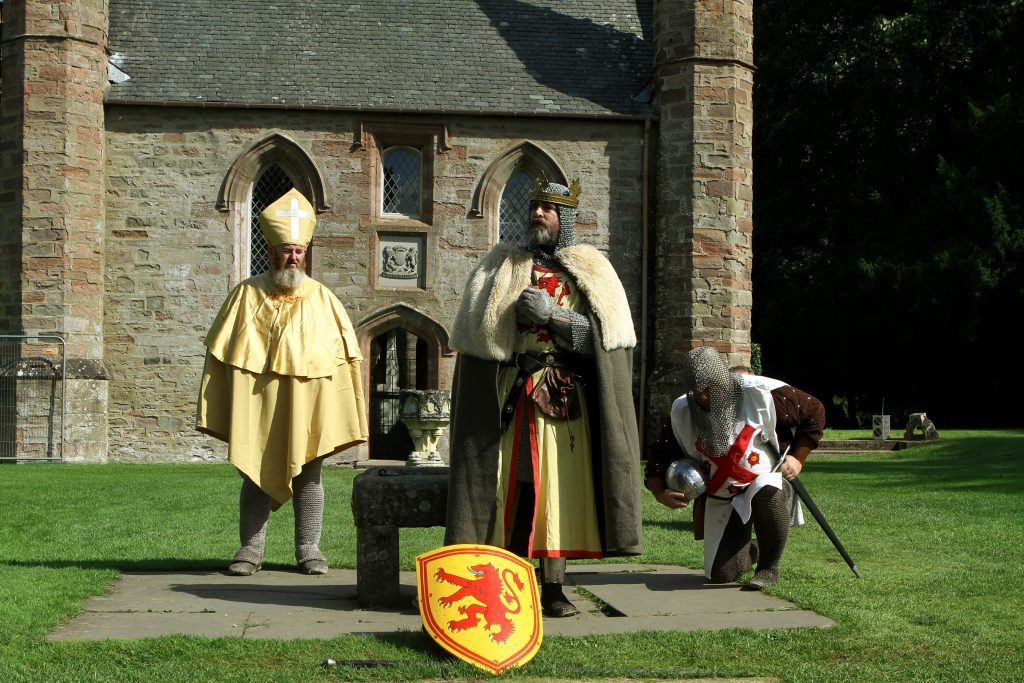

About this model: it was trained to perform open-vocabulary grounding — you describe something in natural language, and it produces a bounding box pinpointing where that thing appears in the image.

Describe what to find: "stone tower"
[0,0,110,460]
[648,0,754,419]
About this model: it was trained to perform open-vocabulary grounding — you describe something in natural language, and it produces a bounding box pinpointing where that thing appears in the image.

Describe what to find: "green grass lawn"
[2,431,1023,681]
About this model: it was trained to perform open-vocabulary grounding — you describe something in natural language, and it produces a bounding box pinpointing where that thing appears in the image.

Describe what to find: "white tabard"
[670,375,804,578]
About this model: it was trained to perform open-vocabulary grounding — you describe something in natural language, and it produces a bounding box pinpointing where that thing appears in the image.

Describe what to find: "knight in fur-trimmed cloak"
[444,177,643,618]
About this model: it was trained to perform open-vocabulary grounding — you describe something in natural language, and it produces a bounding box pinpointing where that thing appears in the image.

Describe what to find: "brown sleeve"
[644,417,686,486]
[771,385,826,458]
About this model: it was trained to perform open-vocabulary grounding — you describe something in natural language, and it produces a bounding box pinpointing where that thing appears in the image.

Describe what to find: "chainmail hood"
[529,180,578,250]
[682,347,744,458]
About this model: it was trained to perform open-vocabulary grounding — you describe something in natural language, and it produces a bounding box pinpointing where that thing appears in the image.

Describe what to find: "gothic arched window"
[498,169,535,244]
[249,164,295,276]
[218,133,327,287]
[381,146,421,218]
[469,141,566,247]
[356,304,454,462]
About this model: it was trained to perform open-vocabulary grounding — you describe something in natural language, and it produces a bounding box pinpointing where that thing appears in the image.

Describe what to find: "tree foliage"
[752,0,1024,426]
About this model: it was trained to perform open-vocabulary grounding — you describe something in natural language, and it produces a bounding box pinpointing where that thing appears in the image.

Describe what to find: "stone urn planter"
[399,389,451,466]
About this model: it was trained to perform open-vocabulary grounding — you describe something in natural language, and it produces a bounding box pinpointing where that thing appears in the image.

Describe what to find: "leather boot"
[540,558,579,617]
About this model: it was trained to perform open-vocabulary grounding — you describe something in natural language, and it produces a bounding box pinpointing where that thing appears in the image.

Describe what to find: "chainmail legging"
[709,481,791,584]
[232,457,326,565]
[292,457,326,564]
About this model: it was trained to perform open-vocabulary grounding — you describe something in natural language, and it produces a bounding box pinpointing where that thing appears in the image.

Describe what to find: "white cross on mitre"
[276,198,311,241]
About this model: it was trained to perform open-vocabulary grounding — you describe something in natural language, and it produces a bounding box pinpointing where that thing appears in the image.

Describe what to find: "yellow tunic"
[488,263,601,558]
[197,273,368,509]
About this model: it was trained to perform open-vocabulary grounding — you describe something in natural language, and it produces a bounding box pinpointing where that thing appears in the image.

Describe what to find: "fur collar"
[450,243,636,360]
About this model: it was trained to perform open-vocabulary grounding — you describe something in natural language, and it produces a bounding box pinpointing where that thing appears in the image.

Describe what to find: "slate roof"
[107,0,653,118]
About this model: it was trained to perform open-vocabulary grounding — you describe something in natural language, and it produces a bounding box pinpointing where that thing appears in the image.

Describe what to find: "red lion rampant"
[434,562,525,643]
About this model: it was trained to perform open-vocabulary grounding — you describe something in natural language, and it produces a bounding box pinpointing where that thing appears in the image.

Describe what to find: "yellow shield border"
[417,544,542,675]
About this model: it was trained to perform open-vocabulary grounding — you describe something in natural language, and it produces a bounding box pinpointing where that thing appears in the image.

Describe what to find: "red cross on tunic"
[536,273,571,307]
[518,268,572,342]
[700,424,759,495]
[517,321,552,342]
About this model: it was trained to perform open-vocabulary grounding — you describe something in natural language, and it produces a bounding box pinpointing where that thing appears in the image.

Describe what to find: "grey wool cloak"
[444,243,643,557]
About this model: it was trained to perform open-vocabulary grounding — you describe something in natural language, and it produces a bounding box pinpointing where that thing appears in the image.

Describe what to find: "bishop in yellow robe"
[197,189,367,576]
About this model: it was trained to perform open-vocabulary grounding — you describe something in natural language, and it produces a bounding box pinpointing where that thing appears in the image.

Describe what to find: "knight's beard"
[271,266,306,291]
[529,222,559,247]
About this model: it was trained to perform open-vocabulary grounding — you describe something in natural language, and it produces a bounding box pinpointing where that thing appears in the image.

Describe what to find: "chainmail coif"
[530,181,578,250]
[554,203,577,250]
[682,347,744,458]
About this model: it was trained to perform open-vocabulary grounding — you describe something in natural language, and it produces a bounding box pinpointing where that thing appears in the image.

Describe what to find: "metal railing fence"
[0,335,65,462]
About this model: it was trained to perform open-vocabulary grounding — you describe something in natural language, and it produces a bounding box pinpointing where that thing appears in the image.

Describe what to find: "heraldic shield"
[417,544,542,674]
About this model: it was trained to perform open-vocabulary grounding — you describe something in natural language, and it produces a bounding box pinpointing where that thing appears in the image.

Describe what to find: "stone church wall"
[103,107,646,462]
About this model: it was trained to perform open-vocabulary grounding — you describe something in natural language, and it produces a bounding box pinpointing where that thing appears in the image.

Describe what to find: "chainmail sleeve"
[532,249,593,355]
[565,308,594,356]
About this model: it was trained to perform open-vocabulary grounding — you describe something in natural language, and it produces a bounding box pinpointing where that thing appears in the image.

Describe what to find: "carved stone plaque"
[378,234,425,288]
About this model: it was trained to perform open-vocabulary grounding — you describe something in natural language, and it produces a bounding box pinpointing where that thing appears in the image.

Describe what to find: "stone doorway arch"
[356,305,453,461]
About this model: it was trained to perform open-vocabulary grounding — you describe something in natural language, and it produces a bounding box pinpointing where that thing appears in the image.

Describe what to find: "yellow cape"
[197,273,368,508]
[203,272,361,376]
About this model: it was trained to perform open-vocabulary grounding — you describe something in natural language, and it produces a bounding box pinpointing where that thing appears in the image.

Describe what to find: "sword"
[764,438,862,578]
[788,476,862,578]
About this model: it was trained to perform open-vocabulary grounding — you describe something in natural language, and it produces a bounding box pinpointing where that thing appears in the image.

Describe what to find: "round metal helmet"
[665,458,707,502]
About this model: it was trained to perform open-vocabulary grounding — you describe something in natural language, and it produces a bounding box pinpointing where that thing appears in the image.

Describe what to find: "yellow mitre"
[259,188,316,246]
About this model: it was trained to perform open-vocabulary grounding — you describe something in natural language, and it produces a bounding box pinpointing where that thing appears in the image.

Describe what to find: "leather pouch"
[530,367,581,421]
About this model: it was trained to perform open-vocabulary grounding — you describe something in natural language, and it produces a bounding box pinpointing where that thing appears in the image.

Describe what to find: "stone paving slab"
[565,565,831,635]
[48,564,832,641]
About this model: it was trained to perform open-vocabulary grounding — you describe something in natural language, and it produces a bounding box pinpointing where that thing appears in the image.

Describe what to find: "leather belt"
[499,351,589,433]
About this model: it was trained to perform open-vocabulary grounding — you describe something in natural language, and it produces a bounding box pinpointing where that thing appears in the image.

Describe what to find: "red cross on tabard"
[699,424,759,495]
[536,273,571,307]
[517,321,552,342]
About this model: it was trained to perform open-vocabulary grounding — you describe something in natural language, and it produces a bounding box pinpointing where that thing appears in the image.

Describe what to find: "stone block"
[351,466,449,527]
[351,466,448,607]
[904,413,939,441]
[355,524,401,608]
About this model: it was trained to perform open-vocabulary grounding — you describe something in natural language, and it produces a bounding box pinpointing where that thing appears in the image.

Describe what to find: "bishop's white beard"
[271,267,306,291]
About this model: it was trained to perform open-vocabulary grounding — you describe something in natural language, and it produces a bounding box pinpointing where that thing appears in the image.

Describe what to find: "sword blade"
[789,476,862,578]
